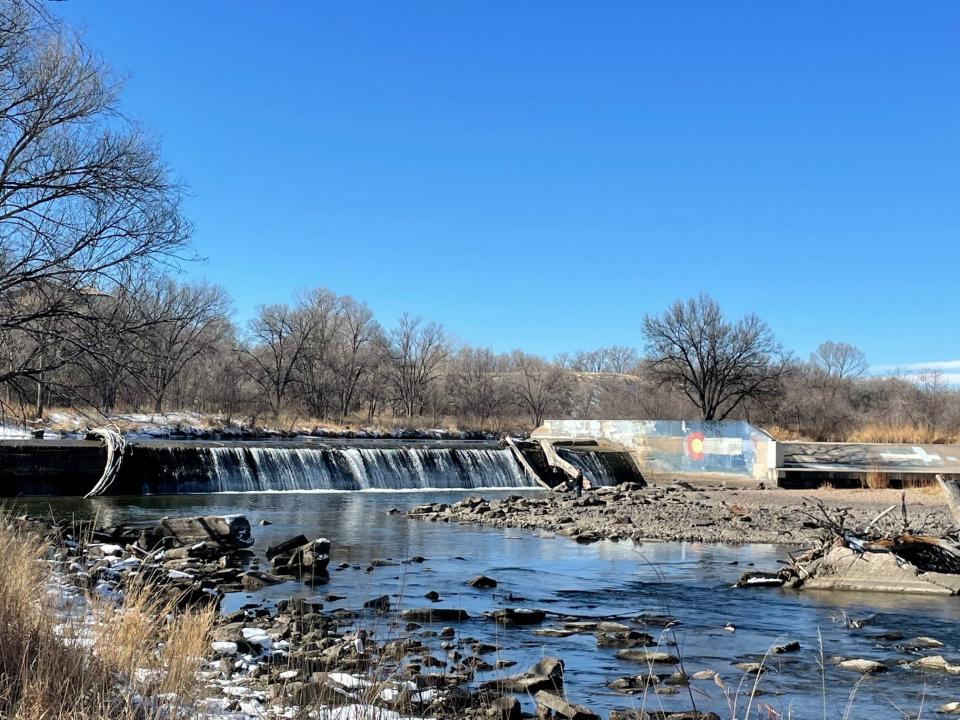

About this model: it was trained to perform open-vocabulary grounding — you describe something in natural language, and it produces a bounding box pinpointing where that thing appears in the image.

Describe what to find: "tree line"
[1,0,957,441]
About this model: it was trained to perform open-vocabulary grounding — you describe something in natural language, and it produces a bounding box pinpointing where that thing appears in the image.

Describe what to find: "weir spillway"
[0,439,545,495]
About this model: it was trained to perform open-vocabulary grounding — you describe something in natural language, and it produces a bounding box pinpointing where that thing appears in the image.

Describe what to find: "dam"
[0,437,642,496]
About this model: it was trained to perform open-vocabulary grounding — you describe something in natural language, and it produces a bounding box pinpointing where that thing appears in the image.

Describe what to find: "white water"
[555,448,620,486]
[151,446,533,493]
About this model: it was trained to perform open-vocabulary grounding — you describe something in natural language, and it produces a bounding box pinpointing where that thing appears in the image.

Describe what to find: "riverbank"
[407,483,954,545]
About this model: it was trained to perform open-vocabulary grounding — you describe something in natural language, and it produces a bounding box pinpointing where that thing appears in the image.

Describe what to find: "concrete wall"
[532,420,776,482]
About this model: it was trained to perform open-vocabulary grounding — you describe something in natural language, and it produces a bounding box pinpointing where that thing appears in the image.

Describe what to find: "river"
[13,490,960,718]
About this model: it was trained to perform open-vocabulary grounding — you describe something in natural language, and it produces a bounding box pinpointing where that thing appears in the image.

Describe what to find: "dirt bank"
[407,484,954,546]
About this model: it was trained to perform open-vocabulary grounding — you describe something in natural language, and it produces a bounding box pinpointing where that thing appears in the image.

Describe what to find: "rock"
[273,538,331,575]
[468,575,497,588]
[534,690,599,720]
[483,657,564,694]
[211,641,238,656]
[914,655,960,674]
[904,636,945,649]
[735,571,785,588]
[773,640,800,654]
[145,515,254,550]
[492,608,546,625]
[609,711,720,720]
[617,649,679,664]
[363,595,391,611]
[240,570,283,591]
[803,547,960,595]
[424,590,440,601]
[265,534,309,559]
[400,608,469,622]
[488,695,522,720]
[838,658,887,674]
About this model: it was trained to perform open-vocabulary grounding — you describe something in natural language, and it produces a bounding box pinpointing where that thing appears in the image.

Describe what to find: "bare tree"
[643,294,788,420]
[508,351,571,427]
[447,347,510,428]
[0,2,189,395]
[811,341,868,381]
[331,296,381,420]
[385,314,449,418]
[297,288,343,419]
[129,278,231,414]
[241,304,316,420]
[605,345,639,374]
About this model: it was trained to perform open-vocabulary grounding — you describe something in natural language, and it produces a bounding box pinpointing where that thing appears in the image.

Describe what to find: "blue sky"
[54,2,959,371]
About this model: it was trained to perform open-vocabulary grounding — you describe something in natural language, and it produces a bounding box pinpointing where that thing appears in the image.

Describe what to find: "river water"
[14,490,960,718]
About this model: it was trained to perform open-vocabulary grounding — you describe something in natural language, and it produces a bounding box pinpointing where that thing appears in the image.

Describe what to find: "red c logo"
[685,432,705,461]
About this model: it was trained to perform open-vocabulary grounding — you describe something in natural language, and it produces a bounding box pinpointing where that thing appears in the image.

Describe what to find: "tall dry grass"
[847,423,960,445]
[0,518,214,720]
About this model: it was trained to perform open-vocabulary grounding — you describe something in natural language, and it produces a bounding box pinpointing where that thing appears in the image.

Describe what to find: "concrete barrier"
[532,420,776,483]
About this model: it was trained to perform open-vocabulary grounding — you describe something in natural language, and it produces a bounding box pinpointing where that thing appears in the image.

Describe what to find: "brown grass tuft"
[846,423,960,445]
[0,517,214,719]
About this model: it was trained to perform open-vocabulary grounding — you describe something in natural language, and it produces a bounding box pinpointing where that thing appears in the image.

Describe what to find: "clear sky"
[53,2,959,372]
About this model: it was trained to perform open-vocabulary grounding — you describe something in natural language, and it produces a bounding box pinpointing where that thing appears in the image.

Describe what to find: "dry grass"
[859,469,890,490]
[846,423,960,445]
[763,424,811,441]
[0,518,214,720]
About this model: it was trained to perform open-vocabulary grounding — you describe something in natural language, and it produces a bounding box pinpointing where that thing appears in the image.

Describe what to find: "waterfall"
[140,445,534,494]
[555,448,622,487]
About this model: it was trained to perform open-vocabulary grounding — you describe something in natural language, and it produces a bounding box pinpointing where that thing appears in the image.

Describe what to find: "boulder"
[492,608,546,625]
[913,655,960,674]
[272,538,331,575]
[482,657,564,694]
[468,575,498,588]
[400,608,469,622]
[266,534,309,559]
[616,648,679,664]
[363,595,391,611]
[802,547,960,595]
[145,515,254,550]
[838,658,887,674]
[534,690,599,720]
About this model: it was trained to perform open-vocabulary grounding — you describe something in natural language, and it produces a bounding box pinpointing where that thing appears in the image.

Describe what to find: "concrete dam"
[0,437,642,496]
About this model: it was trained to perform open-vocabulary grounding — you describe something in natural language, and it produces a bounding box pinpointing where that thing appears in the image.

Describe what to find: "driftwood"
[746,495,960,593]
[83,427,126,498]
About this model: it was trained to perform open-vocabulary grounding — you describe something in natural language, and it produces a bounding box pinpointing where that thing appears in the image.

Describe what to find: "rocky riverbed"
[14,486,960,720]
[406,483,955,545]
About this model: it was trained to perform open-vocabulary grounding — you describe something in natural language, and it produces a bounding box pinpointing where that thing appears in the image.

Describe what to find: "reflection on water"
[14,491,960,717]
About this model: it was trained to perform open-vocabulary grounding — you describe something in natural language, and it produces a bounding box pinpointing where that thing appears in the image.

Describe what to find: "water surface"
[15,491,960,718]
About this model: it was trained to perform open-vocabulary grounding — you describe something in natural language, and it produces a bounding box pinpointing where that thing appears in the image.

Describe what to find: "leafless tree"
[643,294,789,420]
[0,1,189,395]
[241,304,316,420]
[330,296,381,420]
[384,314,450,418]
[811,341,868,381]
[508,351,571,427]
[447,347,510,428]
[605,345,639,374]
[129,278,231,414]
